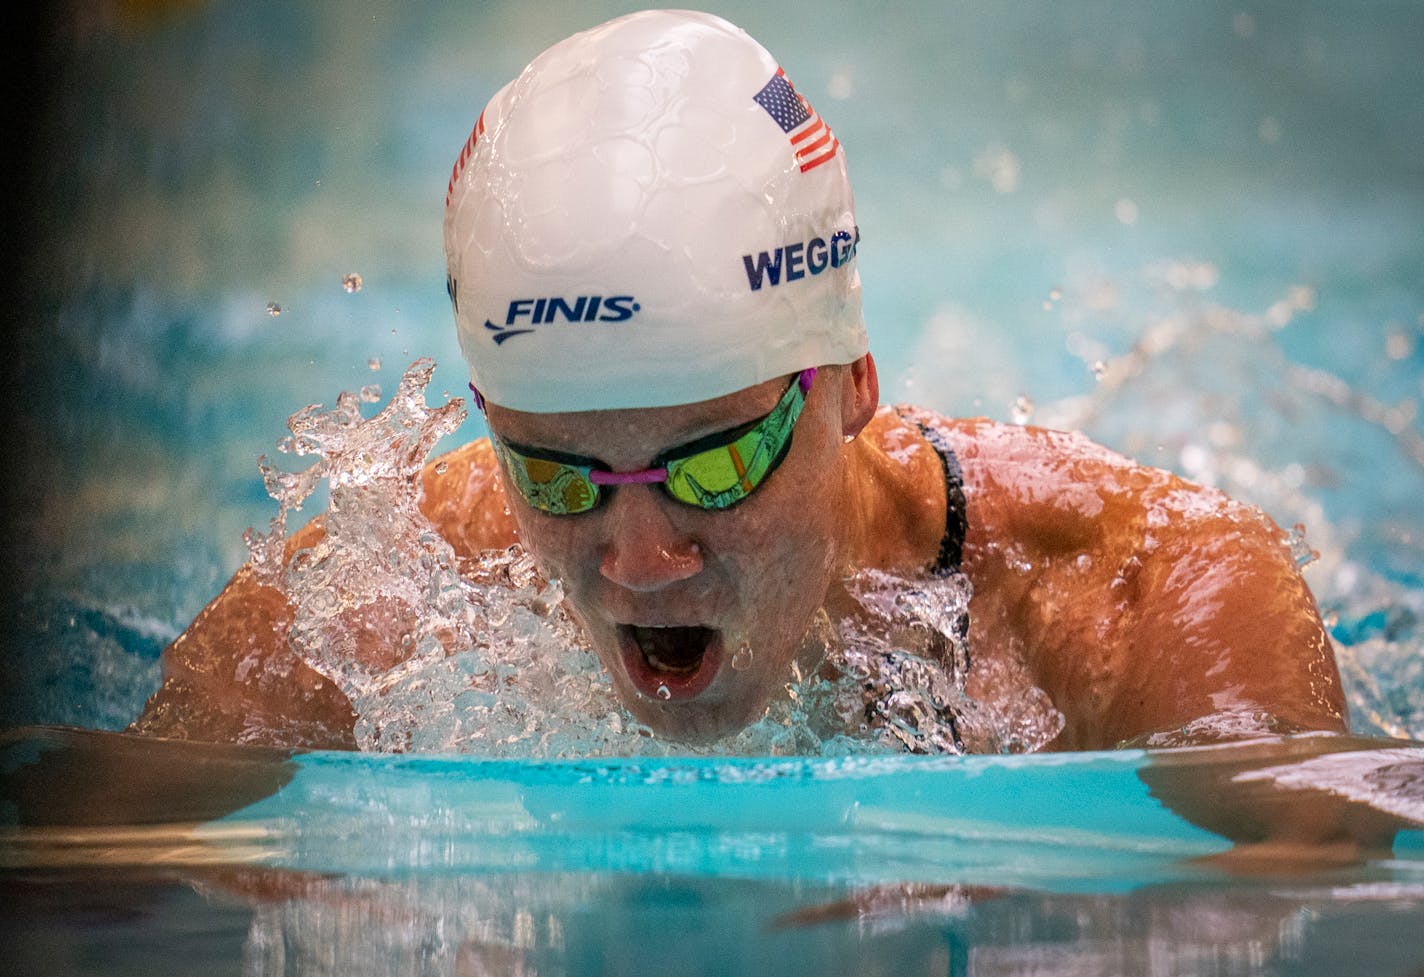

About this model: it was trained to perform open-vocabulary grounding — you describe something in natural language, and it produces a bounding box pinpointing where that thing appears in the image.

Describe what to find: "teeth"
[647,652,697,675]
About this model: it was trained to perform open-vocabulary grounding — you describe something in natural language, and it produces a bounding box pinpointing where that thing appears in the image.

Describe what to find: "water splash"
[243,360,1065,757]
[1288,522,1320,569]
[836,571,1063,754]
[242,360,638,754]
[1010,394,1035,425]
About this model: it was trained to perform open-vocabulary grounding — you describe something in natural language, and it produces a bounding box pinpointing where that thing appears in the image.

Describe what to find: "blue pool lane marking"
[203,749,1232,890]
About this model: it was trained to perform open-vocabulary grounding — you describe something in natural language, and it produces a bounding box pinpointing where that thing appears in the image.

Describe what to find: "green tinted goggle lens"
[493,369,813,515]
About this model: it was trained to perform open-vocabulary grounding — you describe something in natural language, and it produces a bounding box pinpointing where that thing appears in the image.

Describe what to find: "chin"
[621,693,766,745]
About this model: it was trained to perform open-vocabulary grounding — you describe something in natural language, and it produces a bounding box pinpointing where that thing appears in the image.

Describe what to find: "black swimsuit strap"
[896,409,968,578]
[887,408,973,751]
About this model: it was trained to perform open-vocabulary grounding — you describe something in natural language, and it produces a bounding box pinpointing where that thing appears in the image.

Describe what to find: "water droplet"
[359,384,382,403]
[434,461,449,475]
[731,643,754,670]
[655,684,672,700]
[266,302,282,316]
[368,357,381,371]
[1385,330,1412,361]
[342,272,364,294]
[1010,395,1035,425]
[973,144,1020,194]
[1288,523,1319,569]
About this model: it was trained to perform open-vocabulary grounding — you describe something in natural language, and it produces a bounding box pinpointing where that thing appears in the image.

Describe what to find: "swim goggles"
[477,368,815,515]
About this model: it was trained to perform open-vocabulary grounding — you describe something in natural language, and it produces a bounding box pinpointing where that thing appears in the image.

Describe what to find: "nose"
[598,485,703,592]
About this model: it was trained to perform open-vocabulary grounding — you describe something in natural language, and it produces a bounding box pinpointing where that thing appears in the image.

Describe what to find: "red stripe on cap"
[798,136,840,172]
[445,111,486,207]
[790,116,825,146]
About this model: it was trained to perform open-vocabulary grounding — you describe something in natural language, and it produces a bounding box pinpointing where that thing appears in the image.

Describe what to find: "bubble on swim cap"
[443,9,866,412]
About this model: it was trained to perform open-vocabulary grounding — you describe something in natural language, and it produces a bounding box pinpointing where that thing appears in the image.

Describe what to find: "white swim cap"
[443,9,866,413]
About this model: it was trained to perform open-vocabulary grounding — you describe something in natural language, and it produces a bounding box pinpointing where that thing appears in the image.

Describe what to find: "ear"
[839,352,879,439]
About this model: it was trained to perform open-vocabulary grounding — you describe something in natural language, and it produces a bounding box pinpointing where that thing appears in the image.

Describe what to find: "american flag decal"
[753,68,840,173]
[446,111,486,207]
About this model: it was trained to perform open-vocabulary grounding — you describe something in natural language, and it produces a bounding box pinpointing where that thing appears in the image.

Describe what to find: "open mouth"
[619,624,723,700]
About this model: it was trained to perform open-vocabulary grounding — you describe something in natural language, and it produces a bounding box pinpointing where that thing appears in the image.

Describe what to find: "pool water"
[4,1,1424,974]
[5,727,1424,976]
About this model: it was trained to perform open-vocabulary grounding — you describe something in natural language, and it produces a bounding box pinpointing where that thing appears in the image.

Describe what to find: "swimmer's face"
[485,362,876,742]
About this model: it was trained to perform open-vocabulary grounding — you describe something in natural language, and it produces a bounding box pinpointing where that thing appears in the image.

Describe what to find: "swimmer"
[134,10,1346,751]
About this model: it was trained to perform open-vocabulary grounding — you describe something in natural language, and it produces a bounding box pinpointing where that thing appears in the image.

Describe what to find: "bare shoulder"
[927,416,1291,566]
[936,416,1195,549]
[852,408,1205,572]
[418,437,520,560]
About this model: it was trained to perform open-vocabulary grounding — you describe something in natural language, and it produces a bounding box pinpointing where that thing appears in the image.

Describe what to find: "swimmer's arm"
[131,521,360,749]
[132,438,519,748]
[1100,504,1348,747]
[1115,513,1393,867]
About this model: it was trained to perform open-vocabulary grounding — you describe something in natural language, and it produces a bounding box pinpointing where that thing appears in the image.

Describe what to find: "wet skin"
[134,354,1348,749]
[477,361,888,741]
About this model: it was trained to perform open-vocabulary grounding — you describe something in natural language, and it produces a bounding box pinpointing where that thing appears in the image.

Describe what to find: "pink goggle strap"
[589,467,669,485]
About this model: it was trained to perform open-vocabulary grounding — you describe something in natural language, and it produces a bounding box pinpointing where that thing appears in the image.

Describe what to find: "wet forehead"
[484,375,790,463]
